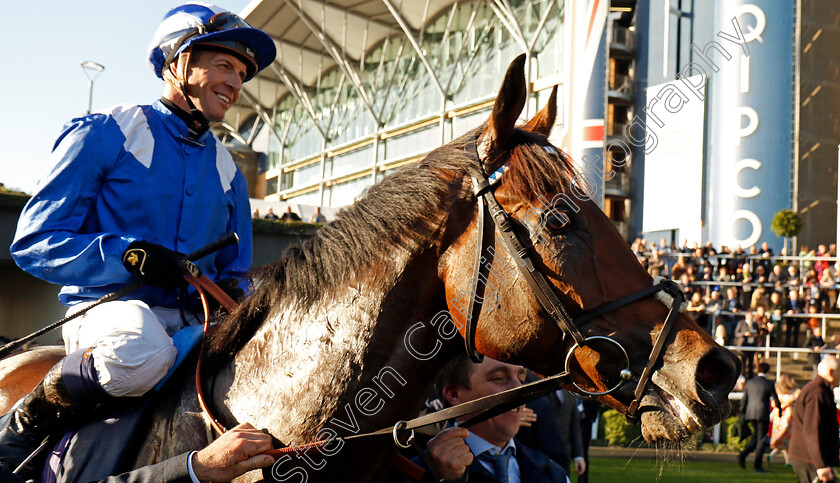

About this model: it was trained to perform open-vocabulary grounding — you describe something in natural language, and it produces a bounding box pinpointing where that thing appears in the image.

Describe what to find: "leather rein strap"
[462,137,684,424]
[463,139,585,363]
[187,138,686,475]
[186,276,572,453]
[184,273,238,436]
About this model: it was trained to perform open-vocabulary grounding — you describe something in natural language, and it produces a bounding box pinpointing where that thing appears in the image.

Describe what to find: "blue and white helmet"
[147,2,276,82]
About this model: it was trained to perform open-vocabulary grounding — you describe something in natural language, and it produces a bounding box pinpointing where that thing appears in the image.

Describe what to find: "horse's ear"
[522,85,557,136]
[481,54,527,158]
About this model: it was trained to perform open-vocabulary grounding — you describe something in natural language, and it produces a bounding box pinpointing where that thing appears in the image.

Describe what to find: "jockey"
[1,3,275,472]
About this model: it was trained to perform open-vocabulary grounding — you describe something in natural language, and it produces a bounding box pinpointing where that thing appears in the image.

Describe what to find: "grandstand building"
[219,0,840,251]
[632,0,840,253]
[217,0,629,225]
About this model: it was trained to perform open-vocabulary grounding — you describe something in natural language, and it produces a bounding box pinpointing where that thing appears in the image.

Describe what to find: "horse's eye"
[543,210,571,233]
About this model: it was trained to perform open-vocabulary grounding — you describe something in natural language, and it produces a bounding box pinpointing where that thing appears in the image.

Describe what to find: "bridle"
[462,136,685,423]
[181,138,687,481]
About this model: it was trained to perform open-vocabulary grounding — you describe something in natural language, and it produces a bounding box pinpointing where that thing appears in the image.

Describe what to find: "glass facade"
[257,0,566,206]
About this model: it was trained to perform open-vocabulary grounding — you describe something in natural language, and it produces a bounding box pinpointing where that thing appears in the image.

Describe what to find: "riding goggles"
[163,13,259,74]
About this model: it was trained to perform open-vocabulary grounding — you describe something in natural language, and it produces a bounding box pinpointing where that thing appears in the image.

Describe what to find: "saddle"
[38,325,204,483]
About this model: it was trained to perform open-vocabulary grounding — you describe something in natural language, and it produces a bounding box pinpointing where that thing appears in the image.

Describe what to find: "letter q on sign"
[734,4,766,44]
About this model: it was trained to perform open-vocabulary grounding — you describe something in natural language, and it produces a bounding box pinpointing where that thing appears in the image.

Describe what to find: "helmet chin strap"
[164,49,209,139]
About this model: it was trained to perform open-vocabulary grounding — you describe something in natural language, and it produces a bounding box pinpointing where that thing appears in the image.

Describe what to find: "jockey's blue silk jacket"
[11,101,252,308]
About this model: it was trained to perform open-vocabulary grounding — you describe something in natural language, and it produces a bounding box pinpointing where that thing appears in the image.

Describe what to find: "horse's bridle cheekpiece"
[463,136,684,423]
[183,138,686,479]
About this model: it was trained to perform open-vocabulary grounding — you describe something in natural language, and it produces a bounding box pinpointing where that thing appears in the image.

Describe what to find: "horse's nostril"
[696,348,738,401]
[697,359,721,386]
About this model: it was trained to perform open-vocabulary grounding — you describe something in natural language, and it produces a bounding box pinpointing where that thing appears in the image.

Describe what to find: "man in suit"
[789,356,840,482]
[0,422,274,483]
[517,388,585,476]
[737,362,781,473]
[421,355,568,483]
[554,389,585,476]
[734,311,761,377]
[724,286,743,343]
[576,399,600,483]
[516,391,569,473]
[805,326,827,377]
[784,289,805,347]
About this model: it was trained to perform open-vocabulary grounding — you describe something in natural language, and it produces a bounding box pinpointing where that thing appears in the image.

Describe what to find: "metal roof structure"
[219,0,527,139]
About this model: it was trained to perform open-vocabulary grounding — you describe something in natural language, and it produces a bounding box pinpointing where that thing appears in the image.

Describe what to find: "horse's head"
[438,54,740,442]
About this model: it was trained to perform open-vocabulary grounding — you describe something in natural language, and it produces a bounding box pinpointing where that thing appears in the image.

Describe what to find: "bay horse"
[0,55,739,482]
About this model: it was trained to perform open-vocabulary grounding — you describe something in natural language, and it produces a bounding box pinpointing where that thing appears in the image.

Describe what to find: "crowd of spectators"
[252,206,328,223]
[631,238,840,354]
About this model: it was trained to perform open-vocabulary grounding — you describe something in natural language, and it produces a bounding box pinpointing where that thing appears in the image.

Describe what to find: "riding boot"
[0,349,106,474]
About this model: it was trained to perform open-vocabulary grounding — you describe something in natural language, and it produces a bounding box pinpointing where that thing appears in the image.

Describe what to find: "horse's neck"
[218,245,459,449]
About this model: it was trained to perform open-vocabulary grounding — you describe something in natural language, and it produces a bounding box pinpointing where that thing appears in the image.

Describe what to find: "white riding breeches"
[62,300,198,397]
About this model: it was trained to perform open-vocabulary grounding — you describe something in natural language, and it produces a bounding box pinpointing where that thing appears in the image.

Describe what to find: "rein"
[188,278,572,483]
[188,277,572,447]
[186,138,685,477]
[0,233,239,360]
[462,137,685,423]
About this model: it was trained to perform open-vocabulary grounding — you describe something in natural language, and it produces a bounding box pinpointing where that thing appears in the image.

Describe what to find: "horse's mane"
[205,126,579,358]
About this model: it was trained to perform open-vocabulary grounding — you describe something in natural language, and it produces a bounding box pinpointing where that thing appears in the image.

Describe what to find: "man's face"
[185,50,247,122]
[446,359,527,448]
[824,359,840,386]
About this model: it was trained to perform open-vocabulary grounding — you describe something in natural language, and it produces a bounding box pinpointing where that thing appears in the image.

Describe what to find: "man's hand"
[427,427,474,482]
[817,466,835,482]
[573,456,586,475]
[519,407,538,427]
[192,423,275,482]
[122,240,190,287]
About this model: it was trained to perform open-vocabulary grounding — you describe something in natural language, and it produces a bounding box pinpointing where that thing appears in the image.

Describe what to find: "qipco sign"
[706,1,792,250]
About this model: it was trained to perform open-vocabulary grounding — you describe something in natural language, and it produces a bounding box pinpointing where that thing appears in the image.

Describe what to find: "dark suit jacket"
[804,333,826,365]
[517,394,570,471]
[740,374,781,422]
[733,319,758,347]
[407,437,568,483]
[0,453,191,483]
[554,390,583,462]
[789,376,840,469]
[784,299,804,312]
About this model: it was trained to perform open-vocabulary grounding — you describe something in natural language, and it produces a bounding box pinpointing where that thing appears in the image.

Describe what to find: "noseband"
[463,138,684,423]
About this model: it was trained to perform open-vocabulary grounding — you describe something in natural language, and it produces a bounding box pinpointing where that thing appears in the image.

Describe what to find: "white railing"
[723,345,838,382]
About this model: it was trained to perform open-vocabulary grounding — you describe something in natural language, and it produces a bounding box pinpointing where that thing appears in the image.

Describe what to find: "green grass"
[584,456,794,482]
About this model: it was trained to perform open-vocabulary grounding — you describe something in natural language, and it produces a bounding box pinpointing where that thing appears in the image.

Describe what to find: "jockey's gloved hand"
[217,277,245,303]
[122,241,190,287]
[206,277,245,314]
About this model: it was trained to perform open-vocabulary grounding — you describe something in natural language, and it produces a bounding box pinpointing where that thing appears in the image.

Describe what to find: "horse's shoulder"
[0,345,65,366]
[0,345,64,413]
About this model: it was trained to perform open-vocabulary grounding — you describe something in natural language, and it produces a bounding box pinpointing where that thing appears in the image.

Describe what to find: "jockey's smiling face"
[184,50,247,122]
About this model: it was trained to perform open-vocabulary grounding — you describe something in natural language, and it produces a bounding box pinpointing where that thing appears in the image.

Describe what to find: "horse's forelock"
[501,129,579,202]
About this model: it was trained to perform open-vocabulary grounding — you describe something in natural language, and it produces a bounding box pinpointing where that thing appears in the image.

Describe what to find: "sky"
[0,1,253,195]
